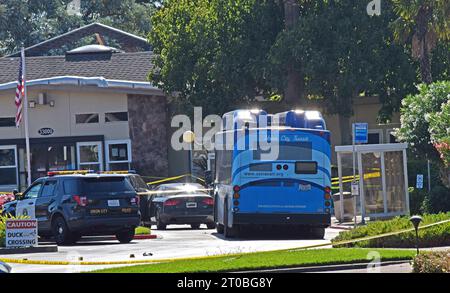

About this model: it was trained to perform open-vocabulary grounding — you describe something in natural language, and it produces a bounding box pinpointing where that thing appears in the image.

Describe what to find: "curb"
[233,260,412,273]
[0,245,58,255]
[133,234,157,240]
[330,225,354,231]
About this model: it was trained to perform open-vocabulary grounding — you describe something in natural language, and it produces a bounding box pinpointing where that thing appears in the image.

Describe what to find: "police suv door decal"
[16,183,42,219]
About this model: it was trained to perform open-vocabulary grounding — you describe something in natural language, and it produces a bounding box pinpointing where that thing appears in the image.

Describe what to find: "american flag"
[15,54,24,127]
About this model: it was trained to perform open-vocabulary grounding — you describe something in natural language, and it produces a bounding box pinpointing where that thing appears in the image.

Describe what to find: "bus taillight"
[324,186,331,194]
[233,185,240,192]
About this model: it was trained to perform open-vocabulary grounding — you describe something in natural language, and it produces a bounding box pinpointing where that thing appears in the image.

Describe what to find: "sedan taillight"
[202,198,214,206]
[164,199,181,206]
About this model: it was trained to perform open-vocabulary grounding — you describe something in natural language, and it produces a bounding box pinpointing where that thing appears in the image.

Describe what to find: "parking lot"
[7,225,341,273]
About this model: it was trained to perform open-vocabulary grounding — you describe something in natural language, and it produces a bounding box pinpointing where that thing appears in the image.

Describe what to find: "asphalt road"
[6,225,341,273]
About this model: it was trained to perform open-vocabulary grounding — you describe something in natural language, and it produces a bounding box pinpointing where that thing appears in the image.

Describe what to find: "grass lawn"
[93,248,415,273]
[135,226,151,235]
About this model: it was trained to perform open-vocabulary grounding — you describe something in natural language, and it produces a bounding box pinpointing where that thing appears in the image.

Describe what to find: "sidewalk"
[316,262,412,273]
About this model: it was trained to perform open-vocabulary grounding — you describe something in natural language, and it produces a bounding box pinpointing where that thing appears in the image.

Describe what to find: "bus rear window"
[82,177,133,193]
[249,163,273,171]
[253,142,312,161]
[295,162,318,174]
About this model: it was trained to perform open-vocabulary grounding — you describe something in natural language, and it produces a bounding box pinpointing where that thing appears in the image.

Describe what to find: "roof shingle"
[0,51,155,84]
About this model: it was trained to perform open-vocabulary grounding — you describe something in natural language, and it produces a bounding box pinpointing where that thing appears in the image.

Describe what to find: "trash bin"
[332,192,354,222]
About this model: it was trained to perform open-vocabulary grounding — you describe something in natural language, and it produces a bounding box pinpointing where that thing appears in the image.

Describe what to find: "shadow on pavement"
[210,227,327,241]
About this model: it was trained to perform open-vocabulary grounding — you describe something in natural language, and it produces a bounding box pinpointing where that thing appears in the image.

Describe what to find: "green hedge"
[412,250,450,273]
[332,213,450,248]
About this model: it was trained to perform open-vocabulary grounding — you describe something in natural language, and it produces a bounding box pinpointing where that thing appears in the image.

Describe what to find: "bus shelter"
[334,143,409,223]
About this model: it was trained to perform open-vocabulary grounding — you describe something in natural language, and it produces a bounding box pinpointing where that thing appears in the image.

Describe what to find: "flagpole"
[21,47,32,186]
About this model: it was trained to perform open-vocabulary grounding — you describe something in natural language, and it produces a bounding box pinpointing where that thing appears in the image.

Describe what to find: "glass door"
[20,143,76,184]
[76,142,103,171]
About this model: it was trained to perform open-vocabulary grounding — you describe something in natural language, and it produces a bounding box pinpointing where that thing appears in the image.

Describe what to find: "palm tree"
[391,0,450,84]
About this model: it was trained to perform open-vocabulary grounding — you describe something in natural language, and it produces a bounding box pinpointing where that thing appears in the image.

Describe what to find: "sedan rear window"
[82,177,134,193]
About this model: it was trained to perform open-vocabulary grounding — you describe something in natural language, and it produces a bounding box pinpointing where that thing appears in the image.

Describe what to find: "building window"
[75,113,99,124]
[105,112,128,123]
[105,140,131,171]
[387,129,398,143]
[76,142,103,171]
[368,130,382,144]
[0,117,15,127]
[0,146,18,186]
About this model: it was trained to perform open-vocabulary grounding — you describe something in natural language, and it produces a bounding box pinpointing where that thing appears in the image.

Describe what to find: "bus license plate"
[186,202,197,208]
[108,200,120,207]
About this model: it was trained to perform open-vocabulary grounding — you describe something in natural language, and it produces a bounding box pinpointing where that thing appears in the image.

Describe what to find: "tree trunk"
[339,115,352,145]
[283,0,302,106]
[416,6,433,84]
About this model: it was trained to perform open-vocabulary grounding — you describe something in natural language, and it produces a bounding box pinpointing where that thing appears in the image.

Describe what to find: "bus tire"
[223,203,237,238]
[216,223,224,234]
[311,227,325,239]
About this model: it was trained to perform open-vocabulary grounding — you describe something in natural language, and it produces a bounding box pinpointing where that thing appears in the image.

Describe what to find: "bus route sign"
[353,123,368,144]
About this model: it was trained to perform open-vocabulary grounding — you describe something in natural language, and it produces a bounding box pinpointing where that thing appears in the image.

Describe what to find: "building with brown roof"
[0,24,168,191]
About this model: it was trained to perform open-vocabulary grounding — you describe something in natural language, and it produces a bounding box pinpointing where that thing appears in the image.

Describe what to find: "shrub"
[412,250,450,273]
[332,213,450,248]
[135,226,151,235]
[408,187,428,215]
[423,185,450,214]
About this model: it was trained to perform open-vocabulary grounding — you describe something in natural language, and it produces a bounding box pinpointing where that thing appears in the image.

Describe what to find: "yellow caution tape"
[147,174,191,185]
[1,219,448,266]
[332,171,381,182]
[147,174,205,185]
[137,188,213,196]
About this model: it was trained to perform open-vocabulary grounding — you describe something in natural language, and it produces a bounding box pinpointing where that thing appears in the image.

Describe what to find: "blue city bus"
[213,109,332,238]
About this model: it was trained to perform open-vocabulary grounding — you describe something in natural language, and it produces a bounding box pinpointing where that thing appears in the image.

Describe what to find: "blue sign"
[416,174,424,189]
[353,123,368,144]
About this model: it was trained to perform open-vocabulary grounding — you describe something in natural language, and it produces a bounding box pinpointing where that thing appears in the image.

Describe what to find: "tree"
[395,81,450,187]
[149,0,283,115]
[267,0,417,143]
[428,99,450,168]
[0,0,158,56]
[391,0,450,84]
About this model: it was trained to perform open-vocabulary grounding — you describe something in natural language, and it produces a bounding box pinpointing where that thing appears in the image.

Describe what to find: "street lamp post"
[409,215,423,255]
[183,131,196,177]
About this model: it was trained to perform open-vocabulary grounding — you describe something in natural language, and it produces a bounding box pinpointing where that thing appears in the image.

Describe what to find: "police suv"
[1,171,140,245]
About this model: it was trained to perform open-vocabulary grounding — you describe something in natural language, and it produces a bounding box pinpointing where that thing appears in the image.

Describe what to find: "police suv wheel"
[116,228,135,243]
[52,216,75,245]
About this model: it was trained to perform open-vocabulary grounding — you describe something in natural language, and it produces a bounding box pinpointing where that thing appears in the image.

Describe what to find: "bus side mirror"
[204,171,213,186]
